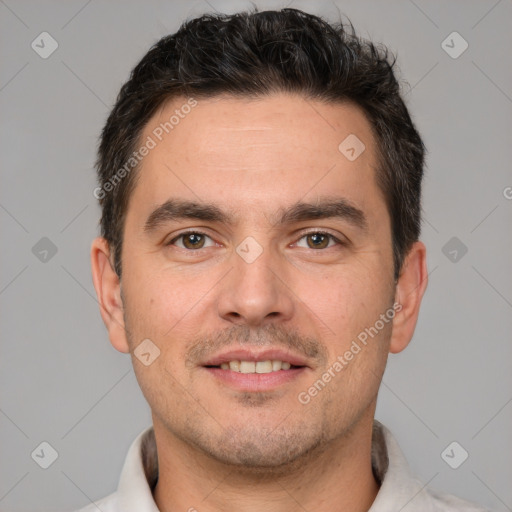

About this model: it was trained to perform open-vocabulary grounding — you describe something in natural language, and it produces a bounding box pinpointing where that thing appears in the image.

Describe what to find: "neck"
[152,409,380,512]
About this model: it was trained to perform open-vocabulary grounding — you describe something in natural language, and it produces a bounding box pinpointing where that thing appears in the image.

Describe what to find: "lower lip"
[202,367,308,392]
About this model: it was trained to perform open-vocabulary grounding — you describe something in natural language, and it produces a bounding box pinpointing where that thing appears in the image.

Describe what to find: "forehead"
[128,93,386,228]
[145,93,374,164]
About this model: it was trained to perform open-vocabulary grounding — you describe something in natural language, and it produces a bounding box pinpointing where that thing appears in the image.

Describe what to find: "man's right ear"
[90,237,130,354]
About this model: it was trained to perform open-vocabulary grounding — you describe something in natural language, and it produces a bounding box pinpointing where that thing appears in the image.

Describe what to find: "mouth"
[200,349,311,392]
[204,359,304,373]
[201,347,311,370]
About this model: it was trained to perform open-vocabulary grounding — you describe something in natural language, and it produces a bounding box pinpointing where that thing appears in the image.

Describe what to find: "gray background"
[1,0,511,510]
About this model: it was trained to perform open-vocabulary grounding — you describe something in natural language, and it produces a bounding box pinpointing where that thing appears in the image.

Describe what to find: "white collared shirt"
[74,421,488,511]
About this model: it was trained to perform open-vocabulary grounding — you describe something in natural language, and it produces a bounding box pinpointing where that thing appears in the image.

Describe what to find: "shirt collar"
[116,426,159,512]
[368,421,438,511]
[115,420,434,511]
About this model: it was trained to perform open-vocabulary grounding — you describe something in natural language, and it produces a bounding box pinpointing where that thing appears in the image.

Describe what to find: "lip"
[202,366,308,392]
[201,348,311,368]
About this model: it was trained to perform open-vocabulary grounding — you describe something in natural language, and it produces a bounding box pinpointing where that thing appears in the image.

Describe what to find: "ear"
[389,241,428,354]
[90,237,130,354]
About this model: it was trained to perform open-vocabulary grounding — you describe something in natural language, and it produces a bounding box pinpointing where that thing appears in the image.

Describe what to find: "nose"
[216,243,295,327]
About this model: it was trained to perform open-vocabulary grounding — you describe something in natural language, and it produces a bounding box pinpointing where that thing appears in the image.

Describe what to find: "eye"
[168,231,216,250]
[295,231,343,250]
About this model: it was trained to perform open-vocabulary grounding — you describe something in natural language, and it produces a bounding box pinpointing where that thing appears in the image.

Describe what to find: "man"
[83,8,487,512]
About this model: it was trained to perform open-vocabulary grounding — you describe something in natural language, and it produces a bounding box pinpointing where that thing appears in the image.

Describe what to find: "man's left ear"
[389,241,428,354]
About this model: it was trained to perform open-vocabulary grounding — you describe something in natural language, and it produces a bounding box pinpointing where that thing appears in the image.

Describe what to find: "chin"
[200,424,328,473]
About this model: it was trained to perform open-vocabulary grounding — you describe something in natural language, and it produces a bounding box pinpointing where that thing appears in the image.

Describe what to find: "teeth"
[256,361,273,373]
[218,360,295,373]
[240,361,256,373]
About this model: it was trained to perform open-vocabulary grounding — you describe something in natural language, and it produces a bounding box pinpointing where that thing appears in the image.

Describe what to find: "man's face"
[116,93,397,470]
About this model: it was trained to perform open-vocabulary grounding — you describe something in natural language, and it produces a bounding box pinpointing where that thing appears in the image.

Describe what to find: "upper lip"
[201,348,311,368]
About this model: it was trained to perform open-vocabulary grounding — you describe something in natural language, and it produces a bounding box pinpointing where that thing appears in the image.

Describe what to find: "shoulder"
[373,421,490,512]
[71,492,118,512]
[426,487,490,511]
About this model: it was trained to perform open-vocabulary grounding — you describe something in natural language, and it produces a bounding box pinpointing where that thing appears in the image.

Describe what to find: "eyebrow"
[143,197,368,234]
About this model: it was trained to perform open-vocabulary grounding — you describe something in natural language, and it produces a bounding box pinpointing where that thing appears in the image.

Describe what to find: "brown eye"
[294,231,343,250]
[169,232,214,250]
[182,233,205,249]
[306,233,330,249]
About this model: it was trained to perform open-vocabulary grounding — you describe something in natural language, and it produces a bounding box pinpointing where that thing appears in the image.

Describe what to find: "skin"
[91,93,427,512]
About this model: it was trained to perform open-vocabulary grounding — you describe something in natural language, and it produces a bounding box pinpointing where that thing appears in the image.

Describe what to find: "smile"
[207,360,299,373]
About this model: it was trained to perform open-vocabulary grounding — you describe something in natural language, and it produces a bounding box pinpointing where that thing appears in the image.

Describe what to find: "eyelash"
[167,230,345,250]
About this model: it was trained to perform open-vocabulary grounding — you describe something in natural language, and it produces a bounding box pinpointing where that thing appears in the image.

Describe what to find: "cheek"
[313,269,389,326]
[123,276,194,406]
[122,269,220,377]
[302,266,394,365]
[124,269,193,329]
